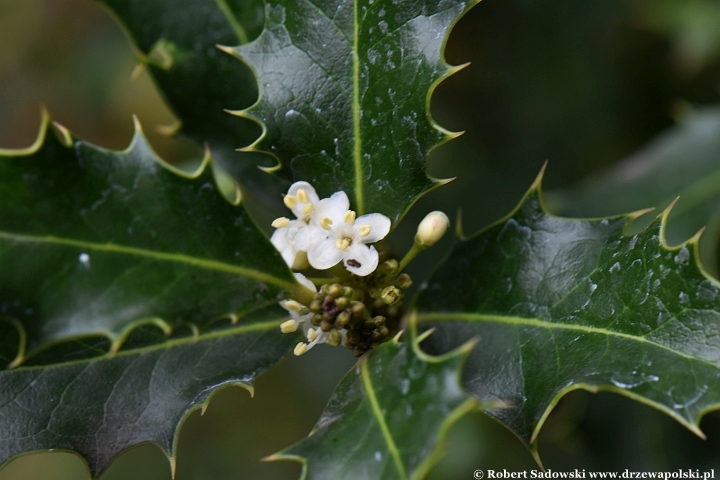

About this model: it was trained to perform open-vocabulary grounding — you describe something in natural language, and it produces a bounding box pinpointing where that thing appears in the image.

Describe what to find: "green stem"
[398,242,425,272]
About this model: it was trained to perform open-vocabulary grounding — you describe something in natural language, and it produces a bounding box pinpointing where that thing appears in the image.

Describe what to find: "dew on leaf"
[674,246,690,266]
[379,20,388,34]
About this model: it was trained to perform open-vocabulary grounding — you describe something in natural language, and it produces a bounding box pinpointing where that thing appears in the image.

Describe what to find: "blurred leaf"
[547,105,720,274]
[227,0,476,224]
[274,325,476,480]
[0,112,299,364]
[96,0,264,151]
[415,172,720,452]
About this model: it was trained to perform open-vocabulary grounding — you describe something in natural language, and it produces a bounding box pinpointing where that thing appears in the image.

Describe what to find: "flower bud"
[415,211,449,247]
[381,286,402,305]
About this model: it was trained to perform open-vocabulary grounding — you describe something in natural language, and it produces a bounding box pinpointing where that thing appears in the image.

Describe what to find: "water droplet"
[609,262,621,273]
[674,246,690,266]
[375,451,382,461]
[378,7,386,17]
[367,49,380,64]
[79,253,91,268]
[378,20,388,34]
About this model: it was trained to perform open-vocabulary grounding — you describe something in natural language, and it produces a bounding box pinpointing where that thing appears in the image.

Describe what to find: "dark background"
[1,0,720,478]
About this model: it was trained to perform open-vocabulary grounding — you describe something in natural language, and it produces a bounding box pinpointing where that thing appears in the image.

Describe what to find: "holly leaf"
[95,0,289,211]
[0,306,297,477]
[96,0,264,151]
[272,324,477,480]
[225,0,476,223]
[415,168,720,451]
[0,112,302,365]
[547,105,720,274]
[0,114,306,474]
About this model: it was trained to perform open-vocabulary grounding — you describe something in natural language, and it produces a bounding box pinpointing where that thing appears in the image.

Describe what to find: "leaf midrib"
[11,317,286,373]
[0,231,296,291]
[360,357,408,480]
[416,312,720,370]
[352,0,364,214]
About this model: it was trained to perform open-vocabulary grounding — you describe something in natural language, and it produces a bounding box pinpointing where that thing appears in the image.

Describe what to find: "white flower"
[271,220,309,269]
[283,181,320,222]
[295,191,391,276]
[270,182,320,268]
[279,273,347,356]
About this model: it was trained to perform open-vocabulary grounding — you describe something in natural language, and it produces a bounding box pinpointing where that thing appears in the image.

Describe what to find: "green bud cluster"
[308,259,414,356]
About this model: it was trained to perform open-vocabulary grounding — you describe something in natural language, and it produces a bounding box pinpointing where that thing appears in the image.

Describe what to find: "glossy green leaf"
[0,306,298,477]
[0,115,306,475]
[415,170,720,450]
[547,105,720,274]
[227,0,476,223]
[94,0,289,212]
[273,326,477,480]
[0,113,298,365]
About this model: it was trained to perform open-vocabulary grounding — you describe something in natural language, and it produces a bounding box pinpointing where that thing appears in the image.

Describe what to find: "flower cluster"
[271,182,391,277]
[271,181,449,357]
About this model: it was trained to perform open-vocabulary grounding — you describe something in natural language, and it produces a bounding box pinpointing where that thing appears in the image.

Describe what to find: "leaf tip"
[455,208,466,240]
[215,44,237,57]
[155,119,182,137]
[529,444,545,471]
[169,456,177,479]
[627,206,655,222]
[51,121,73,147]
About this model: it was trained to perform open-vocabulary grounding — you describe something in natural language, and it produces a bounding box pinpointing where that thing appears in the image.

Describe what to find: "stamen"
[339,238,351,250]
[359,225,371,237]
[271,217,290,228]
[285,300,302,311]
[307,328,318,342]
[344,210,356,225]
[283,195,298,209]
[302,203,314,216]
[335,239,343,249]
[320,216,333,230]
[294,342,308,356]
[281,320,299,333]
[297,189,309,203]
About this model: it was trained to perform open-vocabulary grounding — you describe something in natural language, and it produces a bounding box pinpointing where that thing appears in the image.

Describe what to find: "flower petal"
[288,181,320,219]
[271,227,296,267]
[312,191,350,227]
[293,273,317,293]
[307,237,344,270]
[288,181,320,205]
[294,225,329,251]
[342,243,379,276]
[354,213,391,244]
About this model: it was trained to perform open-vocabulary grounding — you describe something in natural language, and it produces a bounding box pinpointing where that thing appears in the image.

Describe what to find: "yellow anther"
[284,195,298,209]
[281,320,299,333]
[359,225,371,237]
[307,328,318,342]
[297,189,309,203]
[335,238,351,250]
[320,216,333,230]
[302,203,314,216]
[285,300,302,311]
[344,210,356,225]
[294,342,308,356]
[271,217,290,228]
